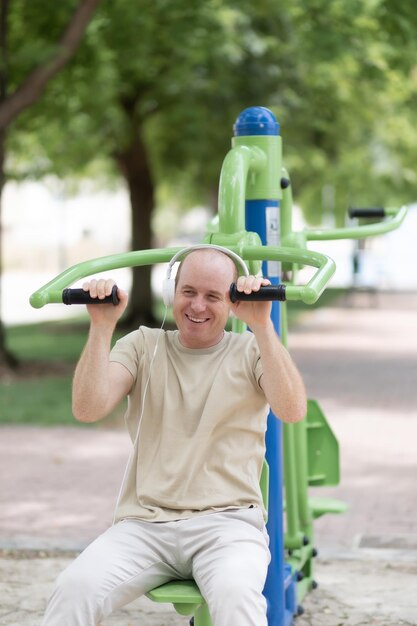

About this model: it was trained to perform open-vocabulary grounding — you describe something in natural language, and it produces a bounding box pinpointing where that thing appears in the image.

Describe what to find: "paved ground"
[1,290,416,625]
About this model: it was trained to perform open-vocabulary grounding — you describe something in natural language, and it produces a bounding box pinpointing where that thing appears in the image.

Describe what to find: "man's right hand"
[83,279,128,326]
[72,278,132,423]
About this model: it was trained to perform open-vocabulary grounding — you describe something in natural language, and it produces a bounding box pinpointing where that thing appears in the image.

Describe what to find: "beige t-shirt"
[110,327,269,522]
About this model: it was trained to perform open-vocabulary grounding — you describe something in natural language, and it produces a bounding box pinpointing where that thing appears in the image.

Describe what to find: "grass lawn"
[6,316,90,362]
[1,376,74,425]
[1,316,126,427]
[0,289,345,426]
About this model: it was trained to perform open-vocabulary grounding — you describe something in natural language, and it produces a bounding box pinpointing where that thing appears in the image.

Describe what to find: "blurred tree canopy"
[0,0,101,366]
[3,0,417,328]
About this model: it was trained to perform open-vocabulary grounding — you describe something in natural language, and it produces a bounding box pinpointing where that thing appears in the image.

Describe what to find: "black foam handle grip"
[229,283,286,303]
[348,207,386,219]
[62,284,120,305]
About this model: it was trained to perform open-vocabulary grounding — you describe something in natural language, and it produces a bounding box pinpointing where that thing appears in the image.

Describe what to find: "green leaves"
[5,0,417,222]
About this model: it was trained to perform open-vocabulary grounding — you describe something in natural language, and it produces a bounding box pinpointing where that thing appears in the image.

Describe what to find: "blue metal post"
[234,107,293,626]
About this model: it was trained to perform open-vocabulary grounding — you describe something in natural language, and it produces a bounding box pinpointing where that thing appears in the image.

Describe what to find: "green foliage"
[7,0,82,87]
[5,0,417,223]
[277,0,417,224]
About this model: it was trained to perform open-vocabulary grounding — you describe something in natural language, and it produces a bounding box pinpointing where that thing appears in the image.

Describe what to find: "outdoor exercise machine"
[30,106,407,626]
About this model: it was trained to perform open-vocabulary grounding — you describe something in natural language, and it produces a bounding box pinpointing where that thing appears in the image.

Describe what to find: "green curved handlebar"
[305,205,408,241]
[218,145,265,234]
[29,248,177,309]
[242,246,335,305]
[29,245,335,309]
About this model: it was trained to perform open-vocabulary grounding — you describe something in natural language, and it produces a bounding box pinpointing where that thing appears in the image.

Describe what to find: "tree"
[9,0,309,324]
[6,0,417,332]
[274,0,417,224]
[0,0,102,367]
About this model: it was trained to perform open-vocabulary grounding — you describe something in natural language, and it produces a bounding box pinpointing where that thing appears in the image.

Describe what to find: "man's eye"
[183,290,194,296]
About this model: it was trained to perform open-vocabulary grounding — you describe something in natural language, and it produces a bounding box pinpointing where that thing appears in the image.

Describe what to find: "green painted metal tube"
[286,543,315,577]
[240,246,336,304]
[305,205,407,241]
[280,167,293,242]
[295,572,315,602]
[29,248,179,308]
[29,245,336,309]
[231,135,282,200]
[194,601,213,626]
[293,419,313,535]
[217,144,267,234]
[283,422,303,549]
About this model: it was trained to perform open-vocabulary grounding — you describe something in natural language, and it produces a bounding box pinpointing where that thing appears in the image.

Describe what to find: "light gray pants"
[42,508,270,626]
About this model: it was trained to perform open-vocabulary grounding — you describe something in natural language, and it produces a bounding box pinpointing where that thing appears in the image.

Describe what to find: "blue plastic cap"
[234,106,280,136]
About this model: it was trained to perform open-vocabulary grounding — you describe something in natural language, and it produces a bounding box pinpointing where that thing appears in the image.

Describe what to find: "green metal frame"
[29,245,335,309]
[278,167,408,604]
[30,113,408,622]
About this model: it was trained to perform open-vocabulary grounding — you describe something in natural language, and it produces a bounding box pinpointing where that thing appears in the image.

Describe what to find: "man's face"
[173,250,236,349]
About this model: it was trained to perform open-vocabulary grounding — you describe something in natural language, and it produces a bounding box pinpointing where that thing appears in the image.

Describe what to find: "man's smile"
[186,314,209,324]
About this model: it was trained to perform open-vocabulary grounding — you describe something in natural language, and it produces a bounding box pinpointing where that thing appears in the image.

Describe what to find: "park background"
[0,2,416,625]
[1,0,417,340]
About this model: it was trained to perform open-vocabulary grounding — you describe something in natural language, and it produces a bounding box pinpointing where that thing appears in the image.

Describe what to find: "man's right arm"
[72,279,133,423]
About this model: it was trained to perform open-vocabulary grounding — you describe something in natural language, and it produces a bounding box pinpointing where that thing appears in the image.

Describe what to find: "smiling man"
[42,246,306,626]
[173,248,237,348]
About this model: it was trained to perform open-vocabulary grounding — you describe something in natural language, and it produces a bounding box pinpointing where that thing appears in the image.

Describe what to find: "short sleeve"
[109,329,144,380]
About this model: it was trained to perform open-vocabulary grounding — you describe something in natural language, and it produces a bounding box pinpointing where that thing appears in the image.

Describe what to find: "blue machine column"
[233,107,294,626]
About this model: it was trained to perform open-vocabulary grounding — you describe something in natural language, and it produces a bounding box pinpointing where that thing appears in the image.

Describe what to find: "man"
[42,247,306,626]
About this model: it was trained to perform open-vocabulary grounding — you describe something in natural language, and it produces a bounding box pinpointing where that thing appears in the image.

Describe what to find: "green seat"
[147,580,205,617]
[146,460,269,626]
[309,496,348,519]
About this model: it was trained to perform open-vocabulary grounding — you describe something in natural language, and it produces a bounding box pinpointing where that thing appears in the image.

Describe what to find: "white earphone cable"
[112,306,168,524]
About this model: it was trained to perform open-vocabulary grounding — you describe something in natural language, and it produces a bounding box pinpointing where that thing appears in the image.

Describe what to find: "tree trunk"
[0,129,18,368]
[0,0,17,368]
[115,126,158,327]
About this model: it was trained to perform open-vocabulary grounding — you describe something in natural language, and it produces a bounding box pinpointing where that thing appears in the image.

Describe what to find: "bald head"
[175,249,238,289]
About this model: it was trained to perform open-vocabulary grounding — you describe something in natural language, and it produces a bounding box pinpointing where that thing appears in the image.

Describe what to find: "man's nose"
[190,295,206,312]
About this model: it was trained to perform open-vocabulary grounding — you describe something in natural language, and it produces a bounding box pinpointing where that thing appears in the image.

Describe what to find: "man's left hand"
[229,276,272,329]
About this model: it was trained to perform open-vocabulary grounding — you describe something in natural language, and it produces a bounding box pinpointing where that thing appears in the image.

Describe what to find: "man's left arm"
[230,275,307,423]
[252,320,307,423]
